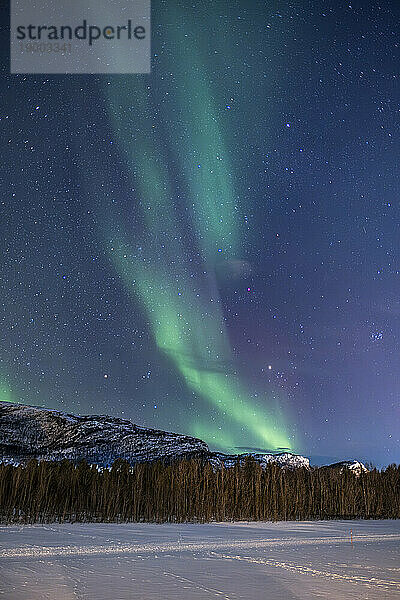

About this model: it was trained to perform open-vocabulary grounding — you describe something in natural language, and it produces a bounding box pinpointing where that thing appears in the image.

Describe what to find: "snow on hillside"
[0,401,208,466]
[0,401,366,472]
[209,451,310,470]
[324,460,369,476]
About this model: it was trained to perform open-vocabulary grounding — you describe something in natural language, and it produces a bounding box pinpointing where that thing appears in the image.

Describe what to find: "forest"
[0,458,399,524]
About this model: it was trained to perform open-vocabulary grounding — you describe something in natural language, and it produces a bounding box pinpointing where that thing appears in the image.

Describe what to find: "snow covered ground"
[0,520,399,599]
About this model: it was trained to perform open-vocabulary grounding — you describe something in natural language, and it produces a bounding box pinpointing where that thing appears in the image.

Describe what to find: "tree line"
[0,458,398,524]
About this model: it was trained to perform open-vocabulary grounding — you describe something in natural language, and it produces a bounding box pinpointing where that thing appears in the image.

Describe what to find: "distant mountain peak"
[324,460,369,476]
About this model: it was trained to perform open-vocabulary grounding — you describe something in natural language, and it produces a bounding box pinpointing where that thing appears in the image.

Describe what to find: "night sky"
[2,1,400,466]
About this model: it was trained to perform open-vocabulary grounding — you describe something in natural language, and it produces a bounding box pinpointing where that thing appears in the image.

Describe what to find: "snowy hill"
[209,451,310,470]
[0,401,208,466]
[0,402,364,472]
[323,460,369,476]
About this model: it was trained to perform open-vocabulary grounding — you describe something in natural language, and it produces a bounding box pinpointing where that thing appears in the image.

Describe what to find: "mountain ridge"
[0,401,364,472]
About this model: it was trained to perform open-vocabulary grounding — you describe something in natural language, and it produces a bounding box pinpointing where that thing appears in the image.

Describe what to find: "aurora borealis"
[102,25,293,453]
[2,1,400,466]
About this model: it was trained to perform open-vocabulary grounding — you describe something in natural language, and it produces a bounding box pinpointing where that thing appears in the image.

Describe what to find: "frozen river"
[0,520,399,599]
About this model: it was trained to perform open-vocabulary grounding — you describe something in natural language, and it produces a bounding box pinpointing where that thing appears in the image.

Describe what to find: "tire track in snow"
[209,552,400,595]
[163,572,236,599]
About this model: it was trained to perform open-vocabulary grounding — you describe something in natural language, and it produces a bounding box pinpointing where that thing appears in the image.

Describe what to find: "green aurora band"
[0,380,14,403]
[101,13,296,453]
